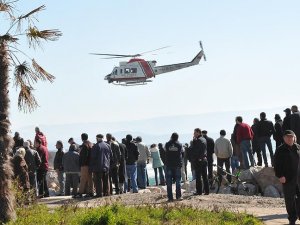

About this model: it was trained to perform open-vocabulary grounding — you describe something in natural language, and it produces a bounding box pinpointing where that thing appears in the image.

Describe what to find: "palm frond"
[32,59,55,82]
[18,84,39,113]
[14,61,38,88]
[0,34,18,44]
[18,5,45,20]
[0,0,14,16]
[27,26,62,48]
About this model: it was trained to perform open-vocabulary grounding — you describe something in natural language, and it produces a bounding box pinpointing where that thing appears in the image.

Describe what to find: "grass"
[6,203,263,225]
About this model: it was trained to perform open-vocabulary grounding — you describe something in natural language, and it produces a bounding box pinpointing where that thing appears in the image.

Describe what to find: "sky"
[3,1,300,141]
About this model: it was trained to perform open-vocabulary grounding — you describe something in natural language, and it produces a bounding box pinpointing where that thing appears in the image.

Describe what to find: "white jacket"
[214,136,233,159]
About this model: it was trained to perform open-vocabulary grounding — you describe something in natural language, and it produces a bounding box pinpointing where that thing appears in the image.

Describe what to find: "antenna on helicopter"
[199,41,206,61]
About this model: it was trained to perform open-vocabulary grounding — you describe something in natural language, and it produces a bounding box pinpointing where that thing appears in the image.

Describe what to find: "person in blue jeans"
[165,132,183,202]
[124,134,139,193]
[150,143,165,186]
[235,116,255,169]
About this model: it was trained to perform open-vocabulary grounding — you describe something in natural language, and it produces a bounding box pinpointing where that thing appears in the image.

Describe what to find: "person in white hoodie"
[214,130,233,183]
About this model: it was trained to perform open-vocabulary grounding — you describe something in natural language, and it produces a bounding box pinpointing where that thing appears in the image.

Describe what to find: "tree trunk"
[0,42,16,222]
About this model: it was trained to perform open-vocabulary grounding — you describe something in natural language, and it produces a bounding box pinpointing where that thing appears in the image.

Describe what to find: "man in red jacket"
[235,116,255,169]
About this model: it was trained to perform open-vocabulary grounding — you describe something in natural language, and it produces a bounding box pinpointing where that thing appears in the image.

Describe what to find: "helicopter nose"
[104,74,111,80]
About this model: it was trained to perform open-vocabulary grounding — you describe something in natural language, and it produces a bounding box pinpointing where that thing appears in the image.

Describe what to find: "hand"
[279,176,286,184]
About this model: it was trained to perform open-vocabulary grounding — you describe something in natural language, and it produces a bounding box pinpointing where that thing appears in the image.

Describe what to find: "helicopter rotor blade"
[139,46,171,55]
[90,53,135,57]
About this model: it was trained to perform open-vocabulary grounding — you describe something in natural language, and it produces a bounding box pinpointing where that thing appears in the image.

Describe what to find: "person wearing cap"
[291,105,300,145]
[54,140,65,196]
[274,114,284,149]
[283,108,292,132]
[274,130,300,225]
[89,134,112,197]
[124,134,139,193]
[257,112,275,167]
[24,140,41,193]
[136,136,150,189]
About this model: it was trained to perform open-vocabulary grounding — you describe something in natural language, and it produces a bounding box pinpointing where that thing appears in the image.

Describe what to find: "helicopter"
[91,41,206,86]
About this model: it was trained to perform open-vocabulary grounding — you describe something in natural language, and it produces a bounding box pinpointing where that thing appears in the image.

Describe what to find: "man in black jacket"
[77,133,93,198]
[124,134,139,193]
[291,105,300,145]
[202,130,214,185]
[257,112,275,167]
[165,132,183,201]
[189,128,209,195]
[251,118,263,166]
[274,114,284,148]
[106,133,121,195]
[54,140,65,196]
[274,130,300,225]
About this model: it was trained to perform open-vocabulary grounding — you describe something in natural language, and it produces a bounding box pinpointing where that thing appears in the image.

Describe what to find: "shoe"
[167,199,174,202]
[85,193,94,198]
[204,193,209,195]
[193,192,201,196]
[176,197,183,201]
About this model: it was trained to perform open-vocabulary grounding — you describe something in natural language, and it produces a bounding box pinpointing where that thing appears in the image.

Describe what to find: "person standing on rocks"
[165,132,183,201]
[77,133,94,198]
[13,131,24,154]
[235,116,255,169]
[274,130,300,225]
[136,136,150,189]
[189,128,209,195]
[54,140,65,196]
[291,105,300,145]
[274,114,284,149]
[251,118,263,166]
[34,127,47,148]
[214,130,233,183]
[149,143,165,186]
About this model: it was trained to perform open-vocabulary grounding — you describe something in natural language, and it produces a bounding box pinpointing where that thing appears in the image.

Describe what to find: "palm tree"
[0,1,61,222]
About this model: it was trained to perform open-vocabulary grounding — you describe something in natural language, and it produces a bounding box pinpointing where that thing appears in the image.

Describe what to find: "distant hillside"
[14,107,284,149]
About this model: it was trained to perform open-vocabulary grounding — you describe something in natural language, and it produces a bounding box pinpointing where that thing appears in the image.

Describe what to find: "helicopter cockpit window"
[125,68,130,74]
[130,68,137,73]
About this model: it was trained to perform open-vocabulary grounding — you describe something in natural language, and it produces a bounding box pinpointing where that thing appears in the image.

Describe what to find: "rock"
[189,180,196,193]
[138,189,151,194]
[237,183,257,196]
[147,187,162,193]
[264,185,281,198]
[218,186,232,194]
[181,182,191,192]
[238,167,261,181]
[252,167,282,194]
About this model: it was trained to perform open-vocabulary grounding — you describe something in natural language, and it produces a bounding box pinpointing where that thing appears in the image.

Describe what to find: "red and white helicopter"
[91,41,206,86]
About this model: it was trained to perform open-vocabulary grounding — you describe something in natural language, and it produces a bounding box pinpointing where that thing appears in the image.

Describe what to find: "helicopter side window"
[120,69,123,74]
[125,68,130,74]
[130,68,137,73]
[113,69,118,75]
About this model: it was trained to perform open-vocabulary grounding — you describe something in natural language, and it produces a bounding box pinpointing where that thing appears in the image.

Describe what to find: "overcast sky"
[5,1,300,134]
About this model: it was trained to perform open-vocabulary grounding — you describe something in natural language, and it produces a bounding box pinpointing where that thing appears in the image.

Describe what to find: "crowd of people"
[10,105,300,223]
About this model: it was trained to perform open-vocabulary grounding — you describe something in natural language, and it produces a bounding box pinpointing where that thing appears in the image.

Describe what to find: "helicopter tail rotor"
[199,41,206,61]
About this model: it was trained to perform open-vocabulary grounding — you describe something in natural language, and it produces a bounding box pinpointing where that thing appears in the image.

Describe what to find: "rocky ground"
[39,189,298,225]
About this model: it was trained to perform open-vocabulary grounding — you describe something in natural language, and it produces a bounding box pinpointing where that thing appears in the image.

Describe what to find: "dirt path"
[39,192,298,225]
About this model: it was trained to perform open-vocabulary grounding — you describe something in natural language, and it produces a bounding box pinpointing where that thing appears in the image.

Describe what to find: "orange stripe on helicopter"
[139,61,154,78]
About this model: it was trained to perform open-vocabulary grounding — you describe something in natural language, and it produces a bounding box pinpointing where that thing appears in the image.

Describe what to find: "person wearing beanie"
[274,130,300,224]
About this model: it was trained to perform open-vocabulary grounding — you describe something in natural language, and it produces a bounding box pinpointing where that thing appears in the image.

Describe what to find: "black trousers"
[207,155,213,182]
[93,171,110,197]
[37,169,49,197]
[194,160,209,194]
[217,157,231,183]
[282,180,300,223]
[110,166,120,194]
